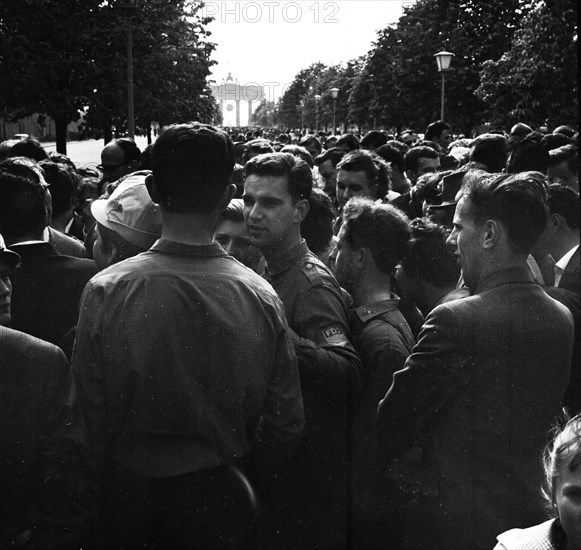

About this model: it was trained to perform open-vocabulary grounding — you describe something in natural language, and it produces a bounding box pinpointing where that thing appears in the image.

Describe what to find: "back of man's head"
[342,198,410,274]
[547,184,579,230]
[463,171,549,255]
[112,137,141,165]
[9,136,49,162]
[400,218,460,288]
[507,132,550,174]
[244,152,312,203]
[280,145,314,168]
[301,188,337,259]
[298,135,322,157]
[152,122,235,214]
[469,133,509,173]
[337,149,390,200]
[39,160,81,220]
[314,147,345,168]
[360,130,387,151]
[0,157,49,240]
[336,133,360,153]
[553,125,576,139]
[375,144,405,174]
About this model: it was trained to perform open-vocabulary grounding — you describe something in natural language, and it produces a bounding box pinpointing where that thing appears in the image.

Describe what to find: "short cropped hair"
[549,144,578,174]
[280,145,314,168]
[469,133,509,173]
[244,152,312,203]
[342,197,411,274]
[9,136,49,162]
[547,184,580,229]
[462,171,549,254]
[405,145,439,174]
[361,130,387,150]
[400,218,460,288]
[424,121,451,142]
[375,144,405,173]
[113,137,141,165]
[301,188,337,257]
[336,133,360,152]
[298,135,322,156]
[507,132,550,174]
[38,160,81,218]
[0,158,48,237]
[152,122,235,213]
[314,147,345,168]
[218,197,245,224]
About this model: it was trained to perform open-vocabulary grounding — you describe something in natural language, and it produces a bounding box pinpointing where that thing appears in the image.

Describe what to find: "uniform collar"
[355,294,401,322]
[475,266,534,294]
[265,240,309,277]
[150,238,227,258]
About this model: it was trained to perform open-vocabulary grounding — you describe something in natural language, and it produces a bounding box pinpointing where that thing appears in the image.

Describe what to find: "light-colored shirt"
[554,244,579,287]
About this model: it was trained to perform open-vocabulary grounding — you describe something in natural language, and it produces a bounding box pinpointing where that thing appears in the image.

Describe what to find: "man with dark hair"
[335,133,360,154]
[468,133,509,173]
[404,145,441,185]
[535,184,579,294]
[245,138,275,162]
[243,151,361,549]
[0,158,97,347]
[506,131,550,173]
[8,135,49,162]
[314,147,345,197]
[332,198,414,548]
[378,171,574,550]
[300,188,337,267]
[298,134,322,158]
[360,130,388,151]
[98,137,141,188]
[424,120,452,152]
[399,129,419,148]
[375,143,411,194]
[335,149,392,210]
[214,198,264,272]
[395,218,463,315]
[548,144,578,191]
[73,123,305,549]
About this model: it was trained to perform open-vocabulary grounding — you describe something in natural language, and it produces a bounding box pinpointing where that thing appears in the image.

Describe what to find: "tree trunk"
[103,126,113,145]
[147,123,152,145]
[55,114,68,154]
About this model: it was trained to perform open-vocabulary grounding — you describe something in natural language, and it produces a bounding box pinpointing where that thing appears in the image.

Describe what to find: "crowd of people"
[0,119,579,550]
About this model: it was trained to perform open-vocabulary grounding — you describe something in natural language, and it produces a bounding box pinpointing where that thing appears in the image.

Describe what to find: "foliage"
[476,0,578,128]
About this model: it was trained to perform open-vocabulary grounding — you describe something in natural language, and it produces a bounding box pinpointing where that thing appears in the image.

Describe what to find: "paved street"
[43,135,154,171]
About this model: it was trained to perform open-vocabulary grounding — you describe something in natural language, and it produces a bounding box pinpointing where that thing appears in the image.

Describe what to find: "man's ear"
[482,219,501,250]
[294,198,310,223]
[128,159,140,172]
[549,213,563,231]
[145,174,161,204]
[405,170,416,185]
[357,247,371,269]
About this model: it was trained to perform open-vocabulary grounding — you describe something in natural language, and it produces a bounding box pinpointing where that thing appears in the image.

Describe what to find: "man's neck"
[160,213,217,246]
[260,234,303,265]
[350,274,392,308]
[4,232,45,246]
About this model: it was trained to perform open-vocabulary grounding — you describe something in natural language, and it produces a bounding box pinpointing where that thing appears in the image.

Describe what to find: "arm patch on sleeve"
[322,325,349,346]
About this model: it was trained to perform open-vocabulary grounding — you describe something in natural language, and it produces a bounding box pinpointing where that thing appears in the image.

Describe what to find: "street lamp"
[330,87,339,135]
[300,100,305,131]
[434,51,454,122]
[314,94,321,132]
[119,0,140,139]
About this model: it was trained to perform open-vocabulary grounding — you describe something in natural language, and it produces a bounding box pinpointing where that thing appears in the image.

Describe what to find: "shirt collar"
[555,244,579,271]
[475,266,534,294]
[265,240,309,277]
[355,294,401,322]
[150,238,227,258]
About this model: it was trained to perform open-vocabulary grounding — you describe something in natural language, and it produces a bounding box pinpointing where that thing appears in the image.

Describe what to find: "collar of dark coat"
[265,239,309,277]
[475,266,534,294]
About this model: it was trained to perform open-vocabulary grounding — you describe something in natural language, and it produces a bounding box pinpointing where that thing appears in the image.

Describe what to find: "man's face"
[100,143,131,183]
[436,130,452,151]
[447,197,486,292]
[401,132,419,147]
[554,452,581,550]
[0,260,12,327]
[332,225,357,292]
[336,169,377,208]
[214,218,263,272]
[408,157,441,185]
[318,160,337,189]
[243,174,299,252]
[548,161,579,192]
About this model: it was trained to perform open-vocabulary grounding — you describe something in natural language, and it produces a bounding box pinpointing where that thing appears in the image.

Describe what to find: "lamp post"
[314,94,321,131]
[433,51,454,122]
[119,0,139,139]
[300,100,305,131]
[330,87,339,135]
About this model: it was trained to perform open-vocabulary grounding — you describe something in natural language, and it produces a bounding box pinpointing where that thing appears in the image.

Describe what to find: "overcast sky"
[204,0,411,124]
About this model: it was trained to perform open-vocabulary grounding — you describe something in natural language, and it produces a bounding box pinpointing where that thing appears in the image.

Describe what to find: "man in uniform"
[73,123,305,549]
[243,152,362,549]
